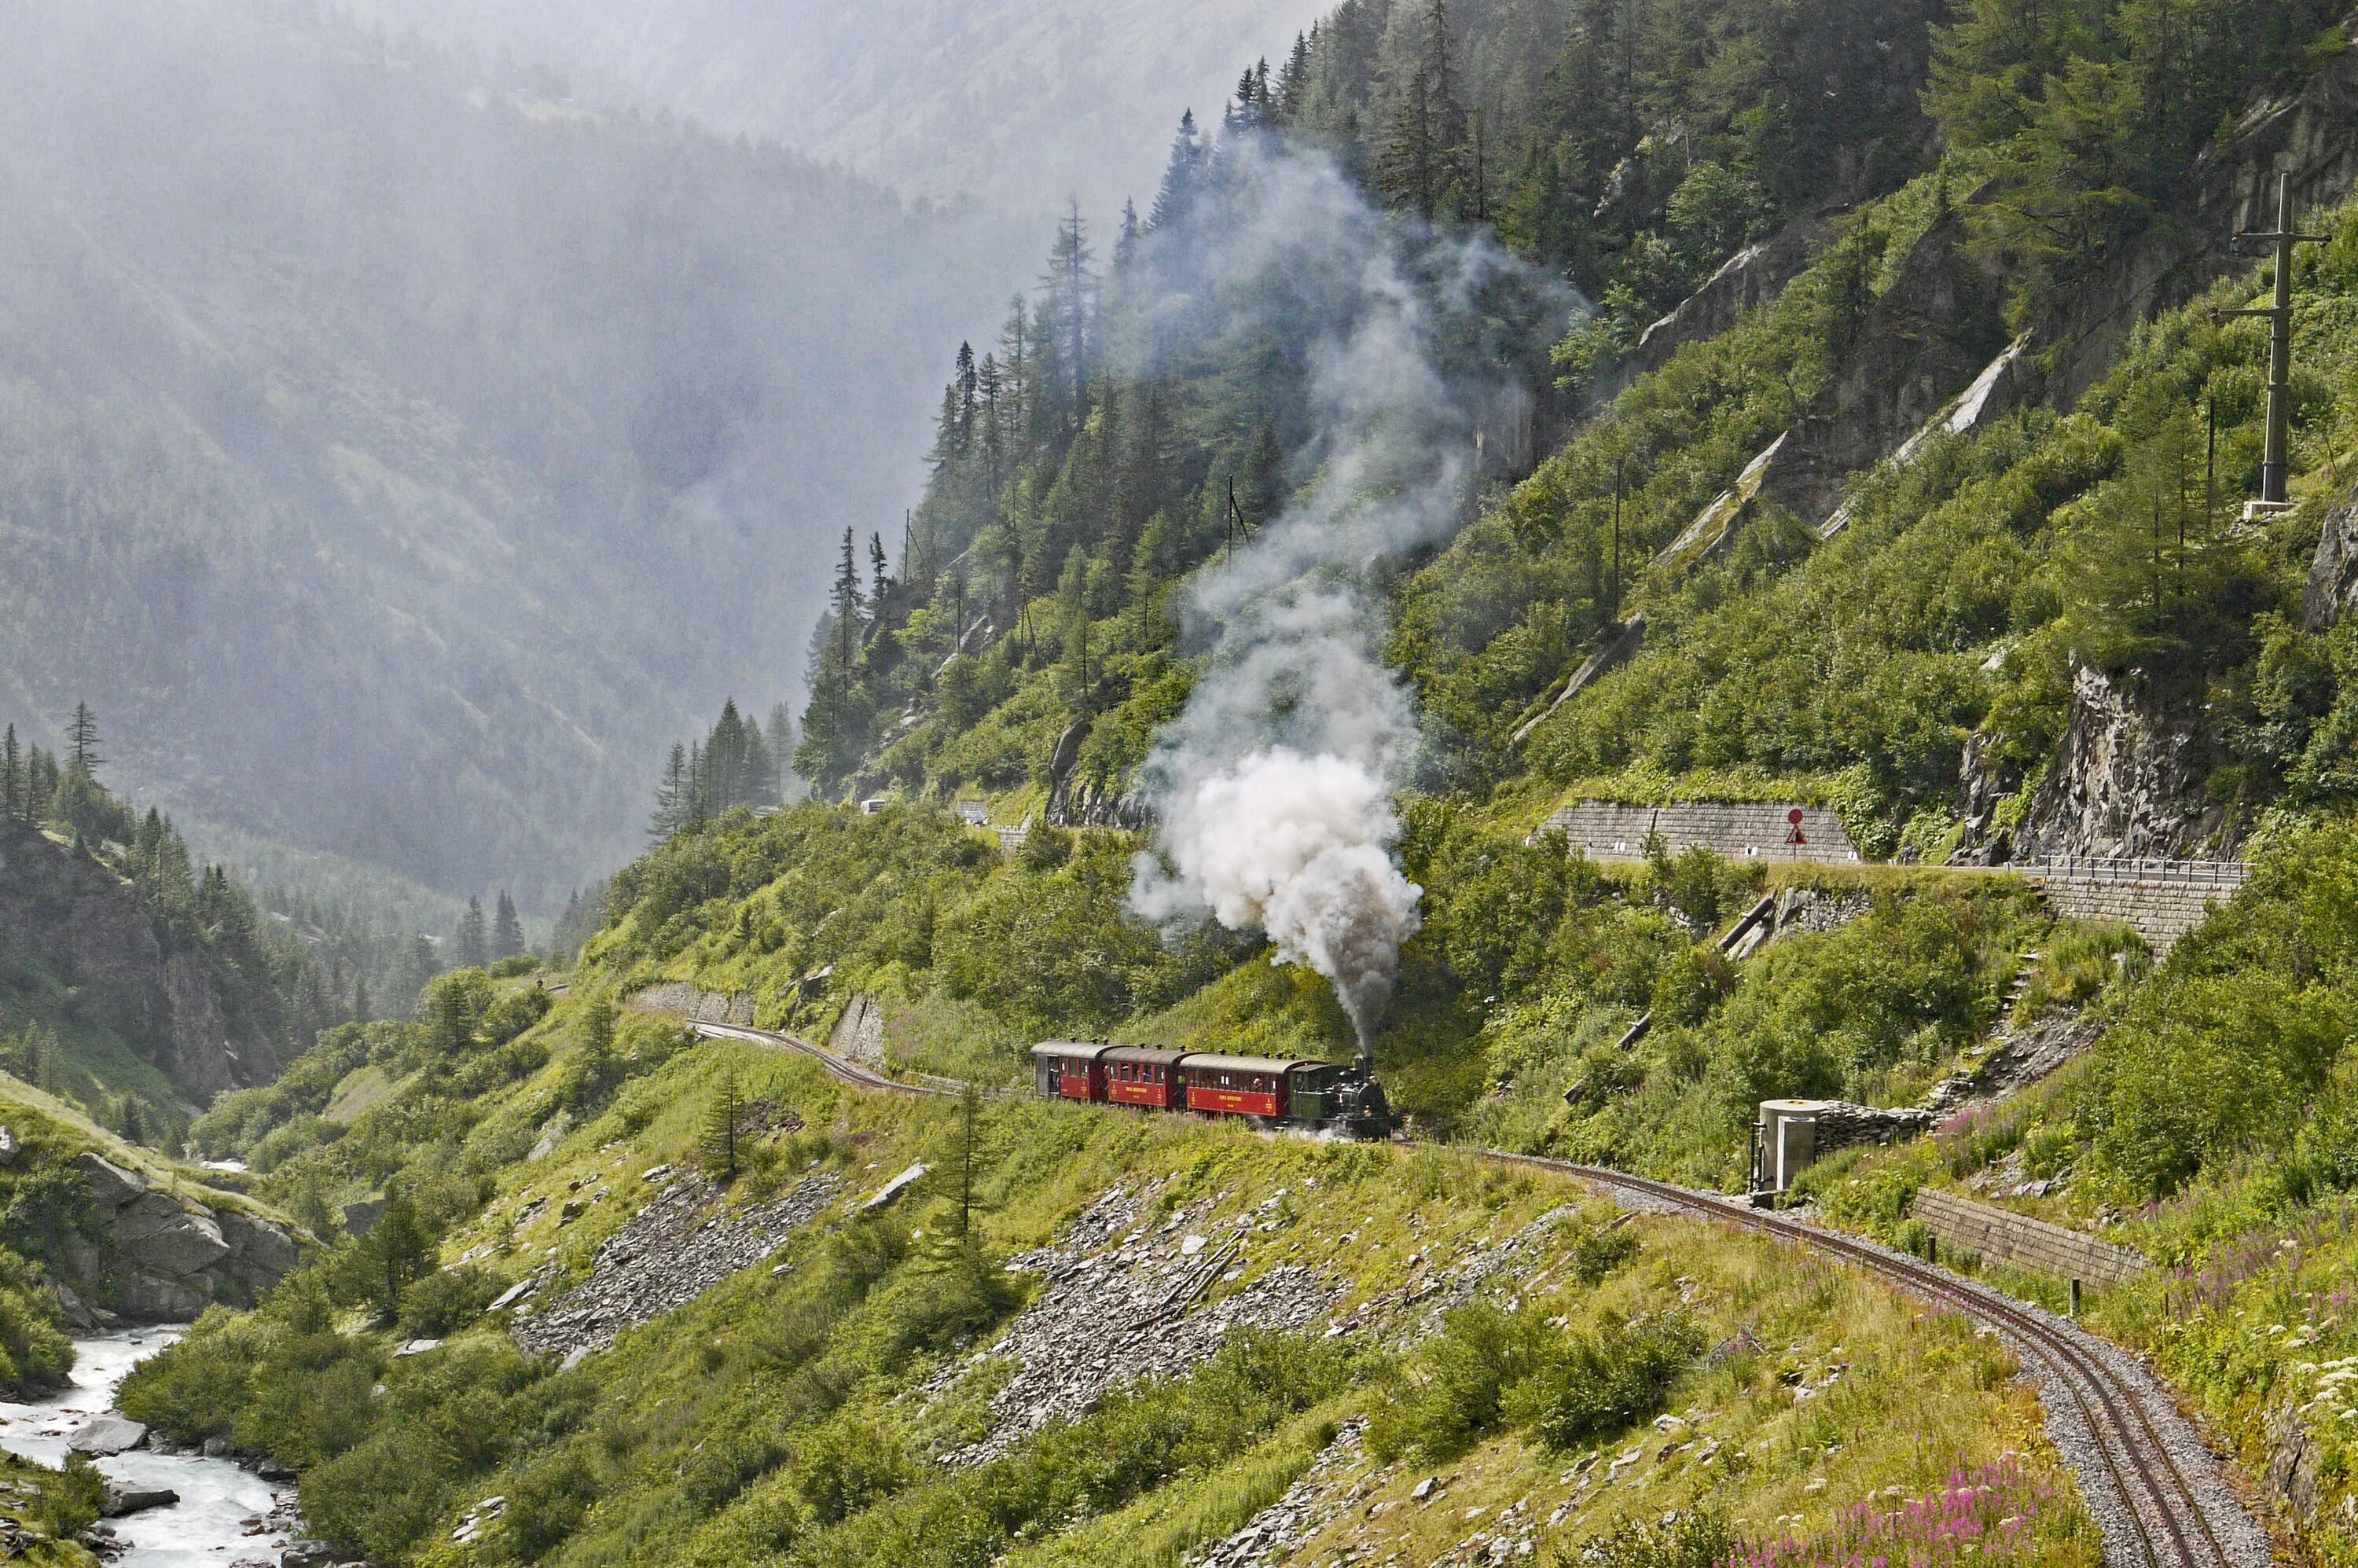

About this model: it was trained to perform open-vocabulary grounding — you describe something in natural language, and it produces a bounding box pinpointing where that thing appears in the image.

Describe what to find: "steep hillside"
[0,0,1030,904]
[139,990,2104,1568]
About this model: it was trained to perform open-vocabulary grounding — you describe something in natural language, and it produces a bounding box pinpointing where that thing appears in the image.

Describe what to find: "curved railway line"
[679,1015,2269,1566]
[1486,1155,2268,1568]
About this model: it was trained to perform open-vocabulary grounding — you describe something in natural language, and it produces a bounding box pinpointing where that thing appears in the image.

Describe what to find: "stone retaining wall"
[632,982,754,1026]
[1531,802,1862,867]
[1912,1188,2147,1287]
[2027,876,2233,958]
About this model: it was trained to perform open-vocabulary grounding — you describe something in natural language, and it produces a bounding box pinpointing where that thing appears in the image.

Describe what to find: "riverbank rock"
[68,1414,146,1455]
[101,1482,178,1517]
[62,1153,303,1321]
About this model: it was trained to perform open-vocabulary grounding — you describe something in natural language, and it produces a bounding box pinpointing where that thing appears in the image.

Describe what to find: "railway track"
[1486,1155,2268,1568]
[683,1019,960,1097]
[670,1012,2267,1564]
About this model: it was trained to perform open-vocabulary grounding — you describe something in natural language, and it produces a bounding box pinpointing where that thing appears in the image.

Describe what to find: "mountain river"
[0,1329,300,1565]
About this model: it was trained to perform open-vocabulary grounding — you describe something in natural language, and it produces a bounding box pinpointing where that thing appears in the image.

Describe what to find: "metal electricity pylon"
[2217,172,2327,509]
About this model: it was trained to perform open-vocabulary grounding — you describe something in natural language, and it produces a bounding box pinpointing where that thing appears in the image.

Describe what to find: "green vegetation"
[127,1009,2102,1567]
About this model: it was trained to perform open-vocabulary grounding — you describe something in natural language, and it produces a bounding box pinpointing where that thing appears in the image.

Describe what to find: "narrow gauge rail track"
[684,1019,960,1097]
[1487,1154,2264,1568]
[675,1014,2264,1565]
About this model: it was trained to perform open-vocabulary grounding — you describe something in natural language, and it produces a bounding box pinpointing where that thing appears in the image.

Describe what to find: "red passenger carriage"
[1104,1046,1188,1110]
[1031,1041,1109,1102]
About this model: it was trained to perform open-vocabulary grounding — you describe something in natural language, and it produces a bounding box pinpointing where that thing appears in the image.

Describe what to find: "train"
[1030,1041,1394,1139]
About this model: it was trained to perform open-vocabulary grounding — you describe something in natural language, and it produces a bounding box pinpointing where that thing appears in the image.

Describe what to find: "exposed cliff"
[2013,663,2233,860]
[0,824,284,1103]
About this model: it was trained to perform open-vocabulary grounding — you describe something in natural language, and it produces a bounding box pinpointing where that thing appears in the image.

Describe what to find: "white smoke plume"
[1127,142,1559,1053]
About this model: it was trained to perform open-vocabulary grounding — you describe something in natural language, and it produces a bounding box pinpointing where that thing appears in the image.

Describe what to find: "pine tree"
[457,897,489,971]
[0,725,19,824]
[353,971,371,1024]
[491,890,526,961]
[869,531,893,625]
[65,703,101,780]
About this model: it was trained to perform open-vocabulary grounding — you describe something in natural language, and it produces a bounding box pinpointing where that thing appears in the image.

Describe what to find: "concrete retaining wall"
[1532,802,1863,867]
[1912,1188,2147,1287]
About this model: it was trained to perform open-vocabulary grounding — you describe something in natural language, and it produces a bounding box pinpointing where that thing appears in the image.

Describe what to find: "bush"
[1508,1311,1702,1452]
[398,1265,505,1338]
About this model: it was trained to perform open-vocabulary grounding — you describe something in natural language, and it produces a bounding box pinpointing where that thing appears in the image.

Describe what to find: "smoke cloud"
[1128,143,1560,1052]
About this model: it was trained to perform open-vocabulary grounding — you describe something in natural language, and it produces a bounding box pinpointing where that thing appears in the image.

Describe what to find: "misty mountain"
[0,0,1033,907]
[332,0,1333,220]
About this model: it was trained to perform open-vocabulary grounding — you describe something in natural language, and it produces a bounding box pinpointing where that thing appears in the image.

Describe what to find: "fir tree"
[491,890,526,961]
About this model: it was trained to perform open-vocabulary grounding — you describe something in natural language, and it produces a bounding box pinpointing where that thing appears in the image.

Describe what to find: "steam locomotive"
[1030,1041,1394,1139]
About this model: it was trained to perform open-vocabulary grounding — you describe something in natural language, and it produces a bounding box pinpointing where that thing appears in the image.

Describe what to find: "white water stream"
[0,1330,299,1566]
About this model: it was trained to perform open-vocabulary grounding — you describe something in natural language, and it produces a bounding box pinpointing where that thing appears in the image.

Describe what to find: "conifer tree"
[1151,110,1205,230]
[491,890,525,961]
[0,725,19,824]
[832,527,865,703]
[457,897,489,971]
[65,703,101,780]
[869,531,893,622]
[701,1063,744,1182]
[1040,204,1096,430]
[650,742,691,839]
[1277,31,1314,120]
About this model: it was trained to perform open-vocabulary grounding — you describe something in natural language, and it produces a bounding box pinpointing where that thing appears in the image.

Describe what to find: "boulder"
[116,1271,211,1322]
[68,1414,146,1456]
[100,1482,178,1517]
[280,1543,341,1568]
[341,1198,387,1237]
[75,1152,148,1210]
[0,1126,20,1167]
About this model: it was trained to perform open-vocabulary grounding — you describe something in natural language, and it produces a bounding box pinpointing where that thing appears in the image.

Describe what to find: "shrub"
[1508,1310,1702,1452]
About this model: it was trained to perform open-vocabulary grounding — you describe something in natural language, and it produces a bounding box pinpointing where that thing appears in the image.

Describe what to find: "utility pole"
[2217,173,2326,512]
[1611,458,1624,617]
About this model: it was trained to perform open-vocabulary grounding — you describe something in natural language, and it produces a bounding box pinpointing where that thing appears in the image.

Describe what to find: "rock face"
[54,1153,300,1323]
[2306,487,2358,628]
[825,993,887,1070]
[0,824,281,1100]
[1760,203,2015,528]
[2014,663,2230,860]
[510,1171,840,1361]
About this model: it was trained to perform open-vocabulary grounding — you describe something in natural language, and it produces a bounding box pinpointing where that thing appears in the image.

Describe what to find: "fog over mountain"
[332,0,1335,221]
[0,0,1034,906]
